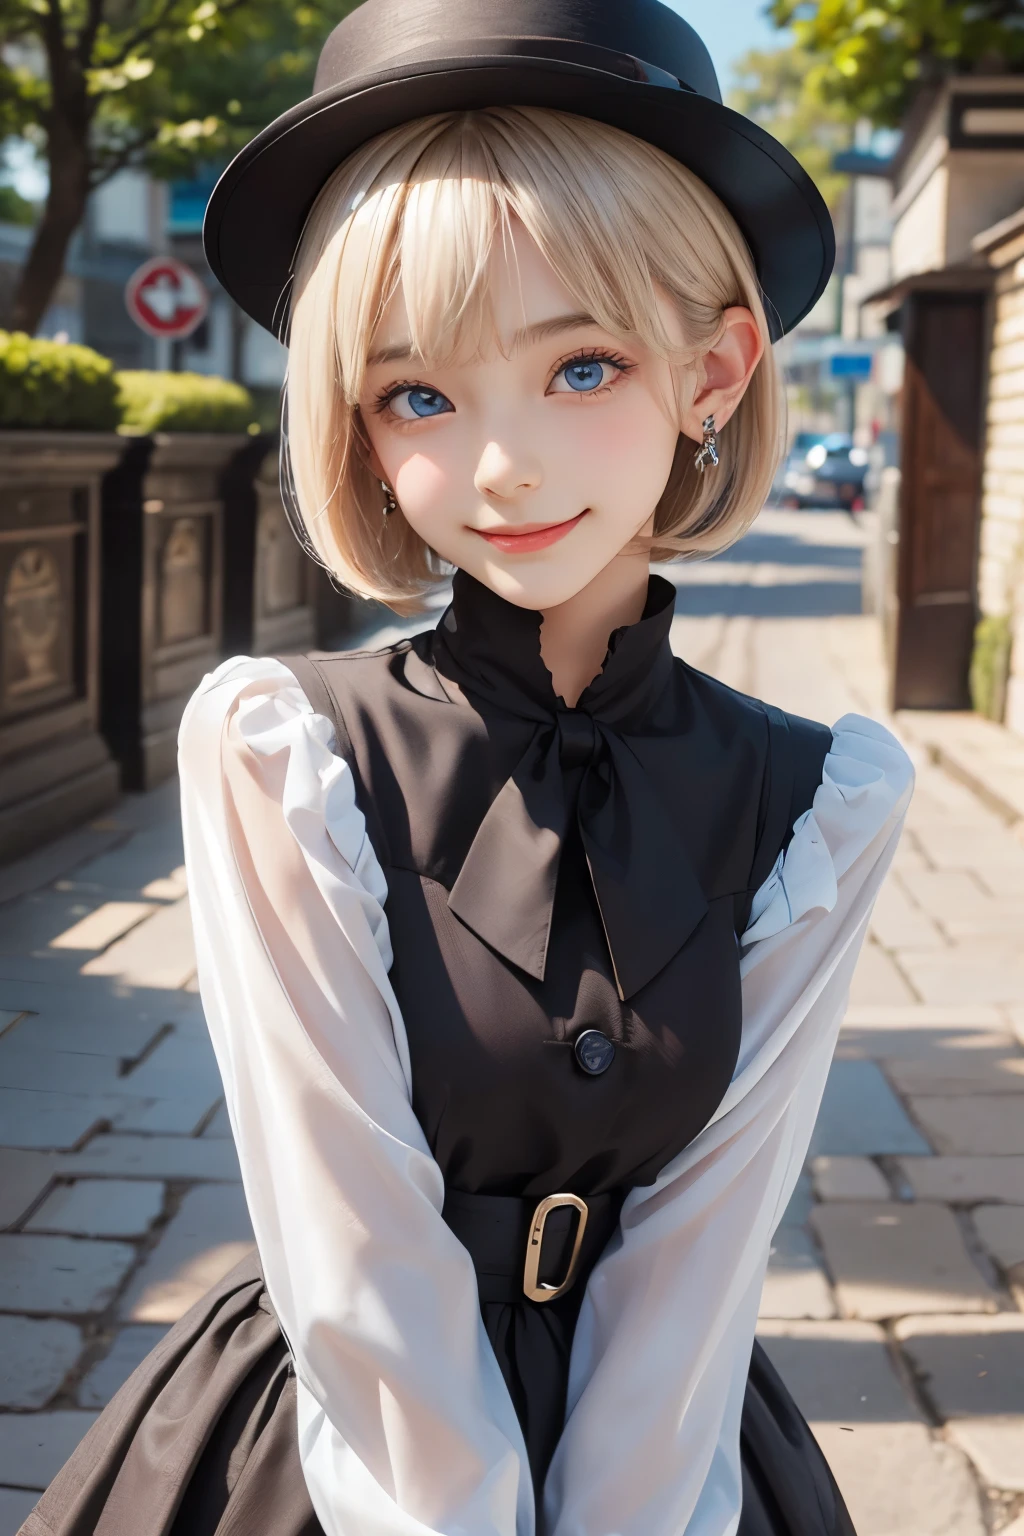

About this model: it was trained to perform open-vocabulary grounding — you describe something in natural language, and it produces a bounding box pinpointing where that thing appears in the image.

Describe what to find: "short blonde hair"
[286,106,784,607]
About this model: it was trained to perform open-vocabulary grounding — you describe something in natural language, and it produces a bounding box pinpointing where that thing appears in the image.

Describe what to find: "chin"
[469,558,601,613]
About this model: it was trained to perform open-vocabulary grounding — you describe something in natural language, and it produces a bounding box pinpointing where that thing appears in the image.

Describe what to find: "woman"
[21,3,912,1535]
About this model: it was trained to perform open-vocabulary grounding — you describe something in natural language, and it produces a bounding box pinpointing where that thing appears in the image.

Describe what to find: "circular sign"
[125,256,209,340]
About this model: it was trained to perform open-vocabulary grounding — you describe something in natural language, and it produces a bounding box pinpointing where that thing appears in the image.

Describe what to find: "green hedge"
[0,330,121,430]
[0,333,259,433]
[116,370,257,435]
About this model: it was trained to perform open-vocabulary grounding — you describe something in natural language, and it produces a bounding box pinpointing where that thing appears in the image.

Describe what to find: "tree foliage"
[728,45,852,209]
[0,0,358,183]
[768,0,1024,127]
[0,0,358,331]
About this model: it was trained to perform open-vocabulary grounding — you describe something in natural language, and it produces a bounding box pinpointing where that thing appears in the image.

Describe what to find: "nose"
[474,438,543,501]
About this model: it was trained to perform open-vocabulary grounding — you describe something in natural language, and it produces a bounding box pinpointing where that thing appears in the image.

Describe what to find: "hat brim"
[204,53,834,342]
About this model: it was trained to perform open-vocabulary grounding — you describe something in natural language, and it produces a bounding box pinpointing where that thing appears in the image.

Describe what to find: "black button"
[574,1029,615,1075]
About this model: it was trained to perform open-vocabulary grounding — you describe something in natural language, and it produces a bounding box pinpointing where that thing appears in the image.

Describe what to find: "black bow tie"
[433,571,708,1000]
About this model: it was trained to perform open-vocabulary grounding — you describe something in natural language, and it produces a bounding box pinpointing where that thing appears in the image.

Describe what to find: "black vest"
[284,570,830,1201]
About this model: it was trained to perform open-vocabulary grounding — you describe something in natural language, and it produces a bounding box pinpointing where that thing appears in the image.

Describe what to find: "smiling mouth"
[473,510,589,553]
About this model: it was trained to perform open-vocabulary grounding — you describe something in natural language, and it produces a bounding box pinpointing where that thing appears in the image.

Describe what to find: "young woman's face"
[358,220,688,611]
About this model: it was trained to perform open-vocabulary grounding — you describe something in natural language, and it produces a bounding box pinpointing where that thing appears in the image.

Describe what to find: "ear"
[680,306,764,441]
[351,406,388,482]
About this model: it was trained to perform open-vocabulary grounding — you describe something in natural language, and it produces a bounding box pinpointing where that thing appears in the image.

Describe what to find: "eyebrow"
[366,311,601,368]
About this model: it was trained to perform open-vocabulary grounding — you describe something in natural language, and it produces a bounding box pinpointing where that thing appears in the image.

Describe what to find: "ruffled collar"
[433,568,679,728]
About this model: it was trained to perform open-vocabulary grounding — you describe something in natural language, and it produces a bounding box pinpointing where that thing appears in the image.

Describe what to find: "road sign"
[125,256,209,340]
[830,353,873,380]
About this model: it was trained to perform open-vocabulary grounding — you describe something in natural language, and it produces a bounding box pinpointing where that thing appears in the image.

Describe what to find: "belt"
[442,1188,624,1305]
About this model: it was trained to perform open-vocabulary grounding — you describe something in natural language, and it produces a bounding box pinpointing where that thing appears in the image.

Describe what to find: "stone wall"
[978,235,1024,734]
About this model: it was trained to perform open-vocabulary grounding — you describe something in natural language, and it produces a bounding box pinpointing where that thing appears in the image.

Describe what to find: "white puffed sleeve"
[177,657,531,1536]
[545,714,914,1536]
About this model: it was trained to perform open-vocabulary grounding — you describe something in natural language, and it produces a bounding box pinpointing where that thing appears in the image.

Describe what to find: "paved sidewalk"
[1,510,1023,1536]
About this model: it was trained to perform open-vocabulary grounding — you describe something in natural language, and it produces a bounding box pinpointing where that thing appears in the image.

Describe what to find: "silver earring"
[381,479,398,517]
[694,415,719,472]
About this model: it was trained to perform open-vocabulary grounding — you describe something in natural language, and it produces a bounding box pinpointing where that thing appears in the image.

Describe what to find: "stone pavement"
[1,508,1023,1536]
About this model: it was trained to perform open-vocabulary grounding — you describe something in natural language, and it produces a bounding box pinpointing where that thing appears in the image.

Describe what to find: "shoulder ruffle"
[743,713,914,945]
[181,655,392,970]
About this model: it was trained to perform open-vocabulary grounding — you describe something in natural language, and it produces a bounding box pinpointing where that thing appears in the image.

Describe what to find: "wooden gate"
[892,286,988,709]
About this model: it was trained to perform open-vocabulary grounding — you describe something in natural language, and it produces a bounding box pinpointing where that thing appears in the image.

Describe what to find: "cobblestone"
[80,896,195,988]
[47,901,157,952]
[845,940,918,1007]
[759,1225,837,1320]
[908,1096,1024,1155]
[811,1156,891,1200]
[25,1179,165,1238]
[0,1089,149,1152]
[0,1044,124,1095]
[757,1319,985,1536]
[896,1315,1024,1490]
[884,1053,1024,1095]
[56,1134,240,1182]
[0,1487,39,1534]
[0,1234,136,1315]
[0,1151,57,1229]
[897,870,1004,929]
[811,1202,1000,1319]
[809,1061,931,1157]
[77,1324,169,1408]
[117,1183,254,1324]
[868,880,945,950]
[0,1412,98,1490]
[896,1157,1024,1204]
[0,1316,83,1408]
[972,1206,1024,1283]
[898,944,1024,1007]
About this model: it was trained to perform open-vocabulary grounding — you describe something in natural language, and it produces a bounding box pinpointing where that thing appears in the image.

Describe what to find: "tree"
[768,0,1024,127]
[728,45,852,209]
[0,0,359,334]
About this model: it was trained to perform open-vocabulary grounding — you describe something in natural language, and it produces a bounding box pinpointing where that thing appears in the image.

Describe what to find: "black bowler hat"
[203,0,834,342]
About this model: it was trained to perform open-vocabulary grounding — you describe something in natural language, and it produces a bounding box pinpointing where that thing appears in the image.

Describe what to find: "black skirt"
[18,1252,854,1536]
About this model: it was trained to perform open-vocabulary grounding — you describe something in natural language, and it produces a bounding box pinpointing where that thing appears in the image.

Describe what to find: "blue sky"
[666,0,786,92]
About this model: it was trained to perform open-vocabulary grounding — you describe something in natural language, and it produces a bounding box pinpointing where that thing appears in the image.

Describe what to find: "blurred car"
[777,432,869,511]
[770,432,823,503]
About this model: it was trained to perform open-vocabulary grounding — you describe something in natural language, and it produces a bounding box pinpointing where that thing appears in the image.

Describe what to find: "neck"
[538,547,652,707]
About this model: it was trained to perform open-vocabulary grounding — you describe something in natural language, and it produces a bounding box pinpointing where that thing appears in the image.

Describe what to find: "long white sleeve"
[546,715,914,1536]
[178,657,531,1536]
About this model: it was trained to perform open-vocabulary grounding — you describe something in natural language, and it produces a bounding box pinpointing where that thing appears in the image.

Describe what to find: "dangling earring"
[381,479,398,517]
[694,415,719,472]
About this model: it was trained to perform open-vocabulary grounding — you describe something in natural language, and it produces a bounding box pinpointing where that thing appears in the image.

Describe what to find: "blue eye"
[388,386,453,420]
[550,355,624,394]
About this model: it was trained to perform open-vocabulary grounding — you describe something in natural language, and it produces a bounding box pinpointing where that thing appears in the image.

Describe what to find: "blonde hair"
[285,106,784,607]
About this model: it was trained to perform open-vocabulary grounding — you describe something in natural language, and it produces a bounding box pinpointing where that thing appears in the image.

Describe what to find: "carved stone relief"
[3,544,62,705]
[159,517,206,645]
[257,496,303,616]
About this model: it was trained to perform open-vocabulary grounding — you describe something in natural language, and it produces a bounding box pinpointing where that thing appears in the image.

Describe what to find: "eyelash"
[551,347,635,397]
[370,347,636,417]
[370,378,429,416]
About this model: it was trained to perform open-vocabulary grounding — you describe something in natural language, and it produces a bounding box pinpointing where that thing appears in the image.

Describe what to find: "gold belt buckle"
[523,1193,589,1303]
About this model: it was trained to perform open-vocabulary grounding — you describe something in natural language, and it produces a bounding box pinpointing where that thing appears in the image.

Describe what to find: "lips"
[473,510,588,553]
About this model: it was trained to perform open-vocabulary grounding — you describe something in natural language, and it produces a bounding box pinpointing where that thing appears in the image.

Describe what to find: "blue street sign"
[830,353,874,379]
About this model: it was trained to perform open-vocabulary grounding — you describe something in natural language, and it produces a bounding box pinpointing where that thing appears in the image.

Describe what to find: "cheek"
[391,452,452,514]
[554,390,679,495]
